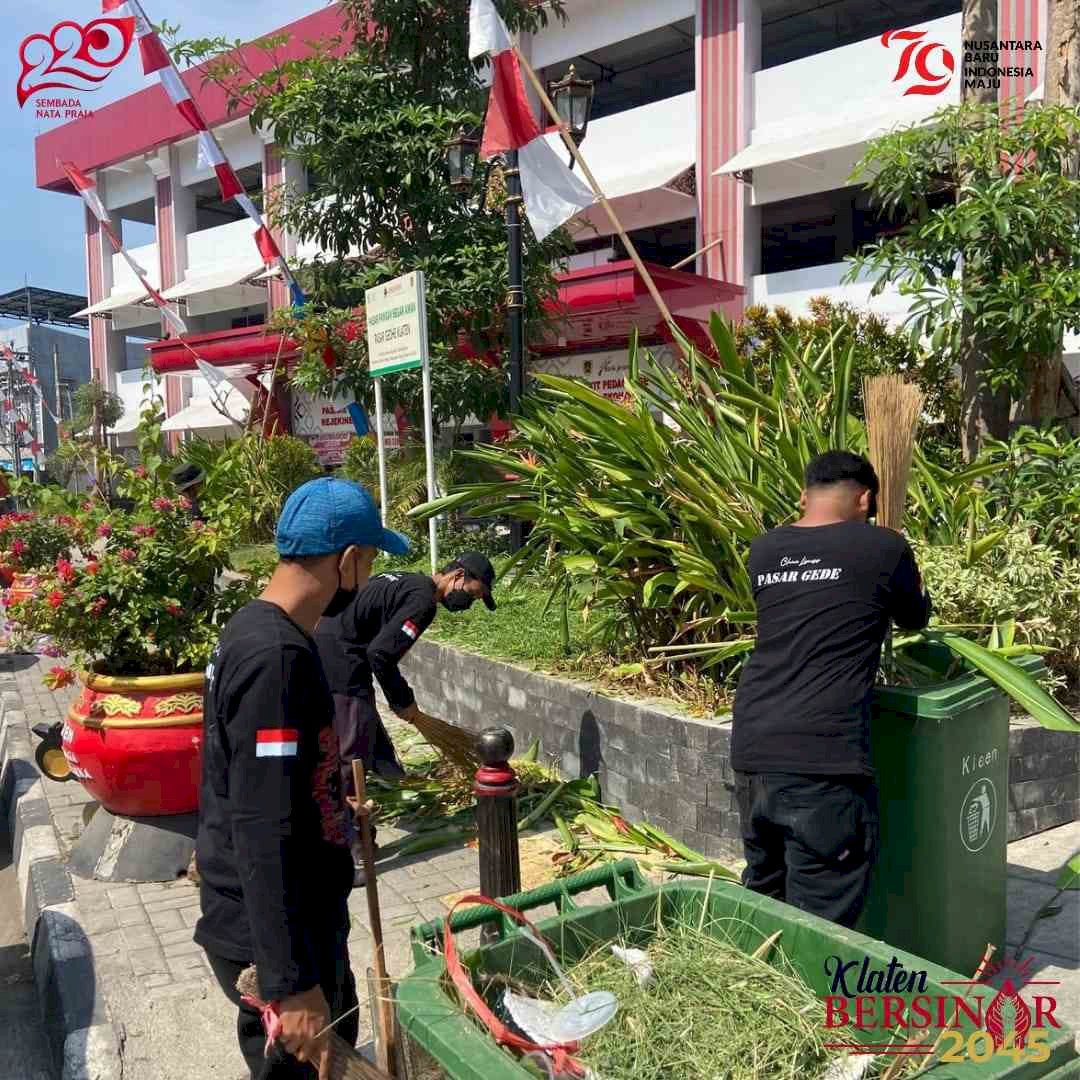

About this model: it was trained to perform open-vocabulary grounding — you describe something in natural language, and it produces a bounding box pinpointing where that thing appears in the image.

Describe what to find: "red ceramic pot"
[61,670,204,817]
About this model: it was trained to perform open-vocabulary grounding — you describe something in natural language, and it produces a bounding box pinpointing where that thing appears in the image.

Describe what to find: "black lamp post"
[444,66,593,549]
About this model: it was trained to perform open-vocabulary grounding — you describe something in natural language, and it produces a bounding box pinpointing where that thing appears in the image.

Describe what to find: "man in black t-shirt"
[731,451,931,929]
[314,553,496,858]
[195,477,409,1079]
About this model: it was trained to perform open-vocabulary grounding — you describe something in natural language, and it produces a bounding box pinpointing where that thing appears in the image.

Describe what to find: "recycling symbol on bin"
[960,777,997,853]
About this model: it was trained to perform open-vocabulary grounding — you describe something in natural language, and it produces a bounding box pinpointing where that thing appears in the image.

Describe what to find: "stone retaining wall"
[402,640,1079,853]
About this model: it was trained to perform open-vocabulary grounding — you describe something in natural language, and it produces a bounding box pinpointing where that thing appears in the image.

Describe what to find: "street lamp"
[444,67,593,549]
[548,65,595,158]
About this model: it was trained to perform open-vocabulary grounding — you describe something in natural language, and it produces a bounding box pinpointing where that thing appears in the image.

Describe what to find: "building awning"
[545,92,696,236]
[536,259,744,356]
[161,390,247,434]
[160,264,267,316]
[107,410,142,436]
[715,106,935,176]
[73,289,154,318]
[148,324,298,375]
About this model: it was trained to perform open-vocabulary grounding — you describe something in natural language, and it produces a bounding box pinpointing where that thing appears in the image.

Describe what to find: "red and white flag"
[469,0,595,241]
[104,0,296,286]
[255,728,299,758]
[61,160,188,337]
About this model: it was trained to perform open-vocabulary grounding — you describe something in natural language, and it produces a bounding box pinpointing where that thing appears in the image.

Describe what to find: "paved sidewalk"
[3,652,1078,1078]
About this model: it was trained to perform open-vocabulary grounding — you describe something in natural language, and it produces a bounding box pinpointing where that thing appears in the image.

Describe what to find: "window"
[761,0,961,69]
[193,164,263,231]
[574,218,696,270]
[760,185,953,275]
[541,19,694,122]
[231,312,265,329]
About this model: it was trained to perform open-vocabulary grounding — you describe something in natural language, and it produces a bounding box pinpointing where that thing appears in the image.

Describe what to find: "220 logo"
[17,18,134,107]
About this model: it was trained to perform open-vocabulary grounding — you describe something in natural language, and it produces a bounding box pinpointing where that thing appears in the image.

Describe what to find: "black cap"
[170,463,206,492]
[451,552,497,610]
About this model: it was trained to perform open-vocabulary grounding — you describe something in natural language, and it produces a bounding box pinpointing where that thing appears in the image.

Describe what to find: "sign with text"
[292,391,354,466]
[364,271,428,377]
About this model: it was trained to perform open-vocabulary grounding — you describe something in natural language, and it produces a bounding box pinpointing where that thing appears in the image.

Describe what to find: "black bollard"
[474,727,521,943]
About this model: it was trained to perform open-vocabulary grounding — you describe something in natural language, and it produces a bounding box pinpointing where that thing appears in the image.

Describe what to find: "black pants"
[332,691,404,802]
[734,771,879,929]
[205,914,358,1079]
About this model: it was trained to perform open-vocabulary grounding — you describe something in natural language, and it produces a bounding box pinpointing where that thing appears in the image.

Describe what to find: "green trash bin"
[860,645,1043,975]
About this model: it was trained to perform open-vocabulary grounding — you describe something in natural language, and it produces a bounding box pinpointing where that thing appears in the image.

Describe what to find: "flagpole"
[513,46,675,327]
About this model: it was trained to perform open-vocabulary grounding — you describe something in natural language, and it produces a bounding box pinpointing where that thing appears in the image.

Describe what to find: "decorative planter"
[8,571,39,605]
[61,669,204,817]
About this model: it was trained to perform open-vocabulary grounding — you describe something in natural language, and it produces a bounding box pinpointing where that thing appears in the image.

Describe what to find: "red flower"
[82,501,95,512]
[47,590,64,609]
[90,597,107,616]
[133,465,148,478]
[44,666,75,690]
[151,497,173,512]
[177,495,192,511]
[165,602,182,617]
[56,558,76,583]
[133,525,156,538]
[191,520,205,532]
[118,548,136,563]
[96,523,112,538]
[57,515,78,528]
[10,539,26,556]
[86,561,99,575]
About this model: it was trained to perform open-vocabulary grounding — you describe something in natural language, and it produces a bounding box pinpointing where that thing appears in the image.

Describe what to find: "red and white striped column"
[697,0,759,295]
[262,139,290,312]
[148,152,184,432]
[998,0,1044,113]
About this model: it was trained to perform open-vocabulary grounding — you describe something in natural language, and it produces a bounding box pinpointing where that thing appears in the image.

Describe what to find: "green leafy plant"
[179,434,323,546]
[7,497,255,679]
[979,427,1080,559]
[0,511,78,578]
[415,318,1078,731]
[848,101,1080,451]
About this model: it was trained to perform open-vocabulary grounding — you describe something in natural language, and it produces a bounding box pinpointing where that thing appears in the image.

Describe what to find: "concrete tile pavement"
[4,652,1079,1076]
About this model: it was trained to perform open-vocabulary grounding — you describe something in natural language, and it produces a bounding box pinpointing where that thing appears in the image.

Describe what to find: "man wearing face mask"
[315,551,496,859]
[731,451,931,930]
[195,477,409,1079]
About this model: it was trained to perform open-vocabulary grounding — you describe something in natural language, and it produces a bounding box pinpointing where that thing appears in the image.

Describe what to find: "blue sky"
[1,0,309,303]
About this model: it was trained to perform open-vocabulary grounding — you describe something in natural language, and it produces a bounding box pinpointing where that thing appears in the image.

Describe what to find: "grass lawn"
[229,545,588,668]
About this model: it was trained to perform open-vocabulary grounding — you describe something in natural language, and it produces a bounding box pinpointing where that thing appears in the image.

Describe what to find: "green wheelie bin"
[859,645,1043,975]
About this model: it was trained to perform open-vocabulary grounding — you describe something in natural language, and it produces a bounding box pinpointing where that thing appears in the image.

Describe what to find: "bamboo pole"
[671,235,726,273]
[512,47,676,327]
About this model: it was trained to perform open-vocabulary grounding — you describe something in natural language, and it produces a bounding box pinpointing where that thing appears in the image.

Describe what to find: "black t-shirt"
[314,572,438,707]
[194,600,353,1000]
[732,521,931,777]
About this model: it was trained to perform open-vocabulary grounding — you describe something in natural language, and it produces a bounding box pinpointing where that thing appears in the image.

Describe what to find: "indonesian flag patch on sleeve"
[256,728,299,757]
[402,619,419,640]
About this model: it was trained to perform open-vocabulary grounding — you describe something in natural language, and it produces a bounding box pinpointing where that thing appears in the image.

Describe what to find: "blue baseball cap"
[276,477,410,558]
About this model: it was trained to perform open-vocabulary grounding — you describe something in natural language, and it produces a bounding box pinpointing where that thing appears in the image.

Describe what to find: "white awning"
[543,91,696,236]
[160,263,265,301]
[715,106,936,176]
[107,410,141,436]
[73,289,154,318]
[1027,82,1044,103]
[161,391,248,434]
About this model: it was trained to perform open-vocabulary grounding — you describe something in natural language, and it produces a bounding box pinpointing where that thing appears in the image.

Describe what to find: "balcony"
[721,14,961,205]
[73,243,162,331]
[751,261,909,325]
[163,218,267,317]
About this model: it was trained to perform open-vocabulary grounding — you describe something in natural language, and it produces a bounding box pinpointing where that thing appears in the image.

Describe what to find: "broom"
[403,709,481,772]
[235,965,393,1080]
[864,375,925,679]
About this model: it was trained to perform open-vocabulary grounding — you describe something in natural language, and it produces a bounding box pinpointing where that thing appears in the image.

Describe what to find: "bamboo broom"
[864,375,925,680]
[404,709,481,773]
[863,375,924,532]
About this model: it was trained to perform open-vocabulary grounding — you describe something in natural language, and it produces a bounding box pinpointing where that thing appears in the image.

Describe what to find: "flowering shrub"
[0,512,77,580]
[8,498,259,680]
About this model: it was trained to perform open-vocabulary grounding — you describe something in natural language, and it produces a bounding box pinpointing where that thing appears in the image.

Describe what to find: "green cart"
[395,859,1077,1080]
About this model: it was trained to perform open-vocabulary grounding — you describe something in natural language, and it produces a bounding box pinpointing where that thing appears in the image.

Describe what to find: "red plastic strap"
[443,895,586,1078]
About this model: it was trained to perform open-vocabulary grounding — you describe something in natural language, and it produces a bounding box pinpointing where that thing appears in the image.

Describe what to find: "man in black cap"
[170,462,207,522]
[314,552,496,860]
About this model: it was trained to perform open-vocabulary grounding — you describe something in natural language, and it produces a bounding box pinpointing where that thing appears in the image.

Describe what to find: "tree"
[847,102,1080,457]
[170,0,571,437]
[1046,0,1080,109]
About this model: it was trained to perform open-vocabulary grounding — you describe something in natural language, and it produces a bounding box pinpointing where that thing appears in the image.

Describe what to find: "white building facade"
[35,0,1069,448]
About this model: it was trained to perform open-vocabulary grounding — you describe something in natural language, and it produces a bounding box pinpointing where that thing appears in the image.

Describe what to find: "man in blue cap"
[195,477,409,1079]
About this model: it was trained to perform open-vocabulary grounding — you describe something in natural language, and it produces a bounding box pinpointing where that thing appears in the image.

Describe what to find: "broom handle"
[352,761,396,1076]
